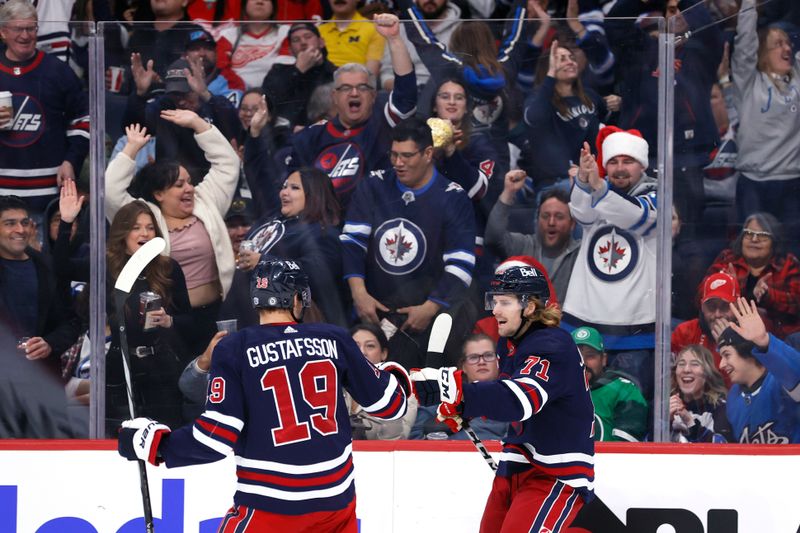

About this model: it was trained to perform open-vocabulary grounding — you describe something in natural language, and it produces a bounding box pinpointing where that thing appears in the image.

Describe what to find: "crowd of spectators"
[1,0,800,444]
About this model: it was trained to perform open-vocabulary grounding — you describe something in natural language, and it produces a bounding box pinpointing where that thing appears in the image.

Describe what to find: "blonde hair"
[524,297,562,328]
[671,345,727,407]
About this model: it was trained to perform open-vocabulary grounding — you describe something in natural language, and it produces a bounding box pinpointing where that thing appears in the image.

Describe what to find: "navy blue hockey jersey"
[286,71,417,210]
[340,168,476,310]
[161,322,408,514]
[462,325,595,496]
[0,50,89,209]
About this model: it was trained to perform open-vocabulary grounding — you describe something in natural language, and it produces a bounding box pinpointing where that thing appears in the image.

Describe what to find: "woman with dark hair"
[105,200,192,435]
[347,323,418,440]
[105,110,240,357]
[396,0,531,174]
[237,167,348,326]
[523,38,604,190]
[215,0,294,89]
[670,344,733,443]
[704,212,800,338]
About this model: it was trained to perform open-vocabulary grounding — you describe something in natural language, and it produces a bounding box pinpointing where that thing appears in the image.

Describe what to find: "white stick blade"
[114,237,167,293]
[427,313,453,354]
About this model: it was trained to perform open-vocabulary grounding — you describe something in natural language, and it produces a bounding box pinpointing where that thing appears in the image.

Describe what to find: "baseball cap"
[164,59,191,94]
[225,197,254,226]
[288,22,321,39]
[701,271,739,304]
[571,326,604,352]
[187,29,216,49]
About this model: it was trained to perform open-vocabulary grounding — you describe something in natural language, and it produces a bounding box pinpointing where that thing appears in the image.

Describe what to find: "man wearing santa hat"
[561,126,659,404]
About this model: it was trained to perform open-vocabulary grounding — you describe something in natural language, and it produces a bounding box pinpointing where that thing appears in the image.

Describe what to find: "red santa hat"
[495,255,559,307]
[595,125,649,177]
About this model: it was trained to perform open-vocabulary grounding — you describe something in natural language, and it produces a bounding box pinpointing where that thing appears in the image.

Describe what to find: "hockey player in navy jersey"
[118,259,411,532]
[286,13,416,210]
[718,297,800,444]
[432,264,594,532]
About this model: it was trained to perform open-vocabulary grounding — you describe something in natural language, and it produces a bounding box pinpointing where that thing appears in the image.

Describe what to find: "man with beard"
[486,177,580,303]
[562,126,659,404]
[379,0,463,90]
[183,28,245,107]
[572,326,648,442]
[672,271,739,388]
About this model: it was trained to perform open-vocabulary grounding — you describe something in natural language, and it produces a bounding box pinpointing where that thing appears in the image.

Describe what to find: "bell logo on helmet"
[519,267,538,277]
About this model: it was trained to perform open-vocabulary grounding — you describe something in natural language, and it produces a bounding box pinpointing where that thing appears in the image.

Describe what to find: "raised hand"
[59,177,85,224]
[529,0,551,47]
[122,123,151,159]
[160,109,210,133]
[185,56,211,100]
[374,13,400,39]
[728,297,770,349]
[577,141,602,190]
[249,95,270,138]
[547,39,560,78]
[753,273,772,303]
[130,53,160,97]
[295,46,322,74]
[499,169,527,204]
[566,0,586,38]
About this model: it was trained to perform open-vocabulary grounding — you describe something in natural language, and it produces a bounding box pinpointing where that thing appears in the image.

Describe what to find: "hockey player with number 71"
[417,264,595,532]
[117,259,411,532]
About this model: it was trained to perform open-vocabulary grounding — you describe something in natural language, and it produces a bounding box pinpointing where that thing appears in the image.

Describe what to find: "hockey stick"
[427,314,498,471]
[113,236,166,533]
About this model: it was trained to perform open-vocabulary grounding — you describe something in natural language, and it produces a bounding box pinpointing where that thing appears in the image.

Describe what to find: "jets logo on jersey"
[249,219,285,255]
[587,225,639,281]
[375,218,427,275]
[473,95,503,126]
[315,142,365,196]
[0,93,44,148]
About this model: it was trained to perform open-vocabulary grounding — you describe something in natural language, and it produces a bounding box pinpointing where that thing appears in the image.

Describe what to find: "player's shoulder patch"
[445,181,465,193]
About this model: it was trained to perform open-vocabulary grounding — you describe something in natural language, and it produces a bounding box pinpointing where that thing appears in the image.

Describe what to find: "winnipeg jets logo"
[587,225,639,281]
[316,142,365,196]
[473,95,503,125]
[598,230,627,271]
[445,182,463,193]
[0,93,44,148]
[249,219,285,254]
[375,218,426,275]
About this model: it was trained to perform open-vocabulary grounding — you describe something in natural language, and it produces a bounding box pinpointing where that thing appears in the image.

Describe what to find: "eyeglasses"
[464,351,498,365]
[334,84,374,94]
[4,24,38,35]
[742,229,772,241]
[389,149,422,162]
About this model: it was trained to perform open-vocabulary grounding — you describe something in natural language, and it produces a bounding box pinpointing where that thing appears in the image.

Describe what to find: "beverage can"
[139,291,162,332]
[239,240,257,254]
[0,91,13,131]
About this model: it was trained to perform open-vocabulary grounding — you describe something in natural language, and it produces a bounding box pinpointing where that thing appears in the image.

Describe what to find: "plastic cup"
[216,319,238,334]
[0,91,12,131]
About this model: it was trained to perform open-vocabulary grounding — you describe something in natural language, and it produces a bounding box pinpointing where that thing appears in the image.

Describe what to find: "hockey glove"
[410,367,441,406]
[436,368,464,433]
[118,417,171,466]
[377,361,413,397]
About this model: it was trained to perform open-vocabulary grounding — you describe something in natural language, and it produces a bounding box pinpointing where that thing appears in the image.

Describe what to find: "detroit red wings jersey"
[161,321,407,514]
